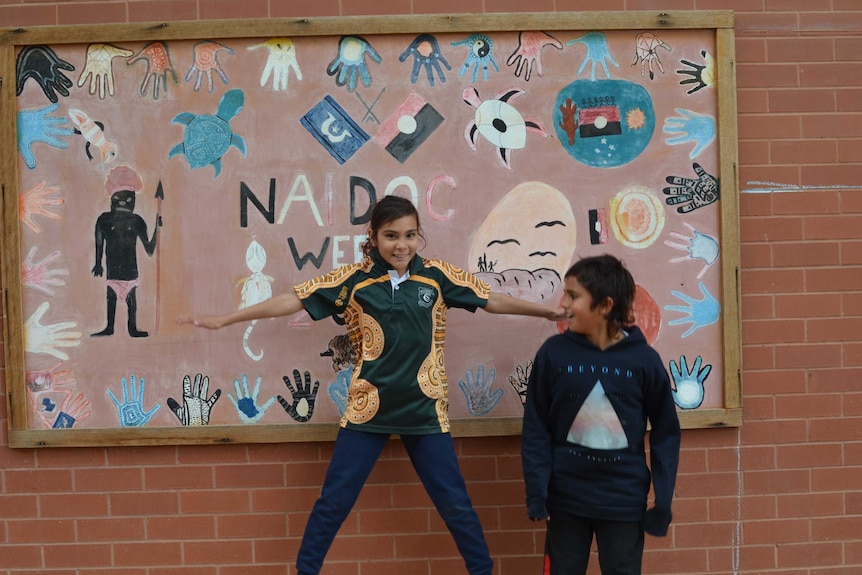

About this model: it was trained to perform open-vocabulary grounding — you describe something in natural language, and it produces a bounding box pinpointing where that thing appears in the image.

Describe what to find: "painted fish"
[68,108,118,164]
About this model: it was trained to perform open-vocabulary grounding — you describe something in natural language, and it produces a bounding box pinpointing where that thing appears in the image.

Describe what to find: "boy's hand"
[176,314,224,329]
[643,506,672,536]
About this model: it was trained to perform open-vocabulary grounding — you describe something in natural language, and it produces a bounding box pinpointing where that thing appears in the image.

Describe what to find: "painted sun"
[626,107,647,130]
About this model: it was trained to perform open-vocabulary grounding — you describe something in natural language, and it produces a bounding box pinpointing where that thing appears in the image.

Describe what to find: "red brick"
[739,140,771,165]
[743,518,811,544]
[342,0,414,15]
[808,368,862,393]
[184,540,254,564]
[845,343,862,366]
[773,242,840,266]
[147,515,215,540]
[801,11,862,32]
[807,266,862,290]
[7,518,75,543]
[44,544,113,568]
[767,38,834,62]
[741,369,808,395]
[675,520,737,547]
[58,2,127,24]
[736,63,799,89]
[807,317,862,342]
[838,140,862,163]
[778,493,845,517]
[737,89,769,114]
[741,419,808,445]
[40,494,108,518]
[114,542,183,566]
[742,345,775,370]
[740,217,805,242]
[841,240,862,264]
[735,12,800,36]
[110,492,180,516]
[128,1,198,23]
[0,4,57,27]
[0,494,39,518]
[4,469,73,493]
[771,140,838,165]
[739,191,773,216]
[0,544,44,568]
[741,268,805,293]
[844,292,862,314]
[767,0,841,9]
[270,0,340,17]
[774,293,841,318]
[742,319,805,344]
[770,88,837,114]
[75,467,143,492]
[801,165,862,188]
[215,463,286,488]
[740,166,803,190]
[77,517,146,542]
[776,442,843,467]
[743,395,777,420]
[217,512,286,538]
[741,294,774,319]
[729,544,778,571]
[778,541,844,567]
[809,417,862,443]
[775,343,842,368]
[836,88,862,112]
[199,0,269,19]
[739,112,803,139]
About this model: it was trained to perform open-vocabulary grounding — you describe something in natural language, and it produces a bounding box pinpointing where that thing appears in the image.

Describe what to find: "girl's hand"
[547,306,567,322]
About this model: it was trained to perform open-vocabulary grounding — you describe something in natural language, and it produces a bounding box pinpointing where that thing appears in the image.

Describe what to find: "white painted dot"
[594,116,608,129]
[397,114,417,135]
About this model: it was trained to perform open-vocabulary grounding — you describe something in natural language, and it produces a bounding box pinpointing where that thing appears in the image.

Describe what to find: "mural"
[7,21,732,439]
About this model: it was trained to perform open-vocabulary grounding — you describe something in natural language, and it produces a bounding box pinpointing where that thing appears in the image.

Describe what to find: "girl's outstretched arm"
[484,292,566,321]
[177,289,305,329]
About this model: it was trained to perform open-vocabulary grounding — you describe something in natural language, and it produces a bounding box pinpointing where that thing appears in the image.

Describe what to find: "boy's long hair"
[360,195,426,257]
[565,255,636,334]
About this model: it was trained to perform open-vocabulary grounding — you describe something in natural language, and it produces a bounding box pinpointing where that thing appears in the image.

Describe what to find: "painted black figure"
[92,165,160,337]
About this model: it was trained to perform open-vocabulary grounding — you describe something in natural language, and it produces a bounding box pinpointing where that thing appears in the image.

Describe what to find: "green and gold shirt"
[295,250,490,434]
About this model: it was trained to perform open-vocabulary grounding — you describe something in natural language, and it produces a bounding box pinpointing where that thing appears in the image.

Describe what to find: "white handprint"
[249,38,302,92]
[25,301,82,360]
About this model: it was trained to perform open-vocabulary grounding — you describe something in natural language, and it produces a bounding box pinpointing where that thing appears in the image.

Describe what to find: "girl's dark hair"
[361,195,425,256]
[565,255,636,333]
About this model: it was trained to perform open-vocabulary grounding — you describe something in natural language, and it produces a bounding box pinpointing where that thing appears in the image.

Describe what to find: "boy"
[521,255,681,575]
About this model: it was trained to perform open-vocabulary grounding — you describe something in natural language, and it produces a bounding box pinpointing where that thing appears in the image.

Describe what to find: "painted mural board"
[0,12,741,447]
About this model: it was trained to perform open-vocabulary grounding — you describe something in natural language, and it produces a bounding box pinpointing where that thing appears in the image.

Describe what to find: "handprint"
[677,50,715,95]
[108,374,160,427]
[558,98,578,146]
[451,34,497,83]
[22,246,69,296]
[664,109,716,159]
[508,361,533,407]
[631,32,671,80]
[669,355,711,410]
[25,301,82,360]
[17,103,73,169]
[16,45,75,103]
[278,369,320,423]
[507,31,562,81]
[400,34,451,87]
[228,373,276,424]
[19,181,64,233]
[665,222,719,279]
[77,43,134,99]
[326,36,381,92]
[458,365,503,416]
[566,32,619,81]
[26,362,76,426]
[185,40,234,93]
[665,281,720,338]
[167,373,221,426]
[51,393,92,429]
[248,38,302,92]
[327,368,351,417]
[664,162,720,213]
[127,41,178,99]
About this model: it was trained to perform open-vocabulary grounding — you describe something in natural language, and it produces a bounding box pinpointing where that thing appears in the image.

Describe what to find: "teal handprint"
[17,103,73,169]
[665,222,719,279]
[228,373,276,424]
[664,108,716,159]
[458,365,503,416]
[669,355,711,409]
[108,374,160,427]
[567,32,619,80]
[665,282,720,338]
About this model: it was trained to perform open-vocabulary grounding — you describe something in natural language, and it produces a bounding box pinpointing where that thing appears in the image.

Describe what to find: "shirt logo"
[417,286,436,308]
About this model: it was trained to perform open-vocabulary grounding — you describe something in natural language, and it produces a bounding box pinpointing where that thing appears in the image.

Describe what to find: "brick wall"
[2,1,861,574]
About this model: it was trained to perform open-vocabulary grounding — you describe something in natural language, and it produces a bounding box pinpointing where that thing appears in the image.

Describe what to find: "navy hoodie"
[521,326,680,528]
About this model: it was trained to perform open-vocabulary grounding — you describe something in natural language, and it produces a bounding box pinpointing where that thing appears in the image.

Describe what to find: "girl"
[179,195,565,575]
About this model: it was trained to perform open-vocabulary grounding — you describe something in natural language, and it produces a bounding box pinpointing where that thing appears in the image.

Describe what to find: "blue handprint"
[451,34,498,82]
[227,373,276,424]
[665,222,720,279]
[400,34,451,86]
[566,32,619,80]
[17,103,73,169]
[669,355,712,409]
[665,281,721,338]
[326,35,381,92]
[328,367,351,417]
[664,109,716,159]
[108,374,160,427]
[458,365,503,417]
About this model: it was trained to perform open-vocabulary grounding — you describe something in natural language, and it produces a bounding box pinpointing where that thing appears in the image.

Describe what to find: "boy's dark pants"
[296,427,494,575]
[545,511,644,575]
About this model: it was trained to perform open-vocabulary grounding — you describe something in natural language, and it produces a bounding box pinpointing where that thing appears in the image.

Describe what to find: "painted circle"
[397,114,417,135]
[609,185,665,249]
[553,78,655,168]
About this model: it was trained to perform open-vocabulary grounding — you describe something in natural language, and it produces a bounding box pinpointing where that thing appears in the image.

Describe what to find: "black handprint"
[278,369,320,423]
[663,162,720,213]
[17,45,75,103]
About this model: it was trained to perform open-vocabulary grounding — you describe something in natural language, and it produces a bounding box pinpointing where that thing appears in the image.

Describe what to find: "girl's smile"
[371,214,421,276]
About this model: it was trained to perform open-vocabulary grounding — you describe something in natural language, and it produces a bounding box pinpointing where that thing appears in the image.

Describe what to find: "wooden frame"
[1,11,740,448]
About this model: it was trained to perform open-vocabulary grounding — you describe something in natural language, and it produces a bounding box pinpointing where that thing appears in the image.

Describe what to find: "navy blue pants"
[296,427,494,575]
[545,511,644,575]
